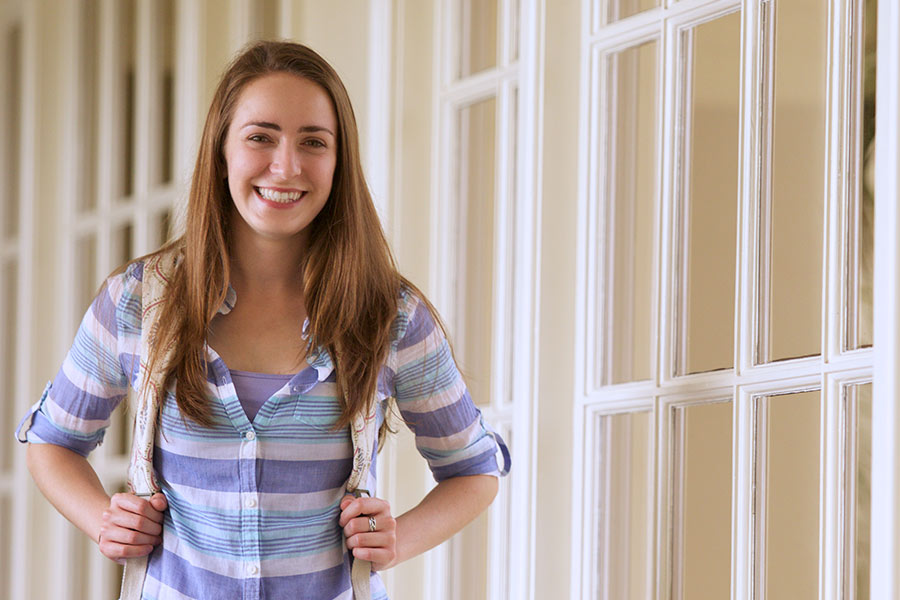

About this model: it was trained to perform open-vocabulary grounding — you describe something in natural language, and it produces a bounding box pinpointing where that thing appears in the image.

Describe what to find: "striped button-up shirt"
[16,261,510,600]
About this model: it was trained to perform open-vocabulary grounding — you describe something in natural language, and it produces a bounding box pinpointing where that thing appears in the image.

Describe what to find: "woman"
[17,41,509,599]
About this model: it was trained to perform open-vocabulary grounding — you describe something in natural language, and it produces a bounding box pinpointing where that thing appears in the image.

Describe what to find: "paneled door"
[573,0,882,598]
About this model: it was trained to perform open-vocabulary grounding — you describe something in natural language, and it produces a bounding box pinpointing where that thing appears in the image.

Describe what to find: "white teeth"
[257,187,303,203]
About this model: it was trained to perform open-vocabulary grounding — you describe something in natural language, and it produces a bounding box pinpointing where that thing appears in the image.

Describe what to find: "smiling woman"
[15,41,509,600]
[224,73,337,243]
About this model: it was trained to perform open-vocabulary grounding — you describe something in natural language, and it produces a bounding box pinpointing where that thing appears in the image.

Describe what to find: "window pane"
[120,0,136,199]
[158,0,176,185]
[854,0,876,349]
[678,11,741,375]
[762,390,820,599]
[1,261,17,472]
[113,222,135,269]
[458,0,498,78]
[606,40,657,384]
[451,503,490,598]
[596,410,652,599]
[845,382,872,600]
[156,208,173,247]
[607,0,659,24]
[2,25,22,238]
[764,0,827,362]
[258,0,280,40]
[456,98,496,407]
[79,0,100,213]
[76,234,98,317]
[673,401,732,599]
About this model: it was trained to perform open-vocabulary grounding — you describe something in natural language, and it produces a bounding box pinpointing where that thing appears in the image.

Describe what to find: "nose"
[270,142,302,179]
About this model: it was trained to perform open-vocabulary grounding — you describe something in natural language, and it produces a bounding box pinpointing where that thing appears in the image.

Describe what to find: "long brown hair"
[144,41,419,431]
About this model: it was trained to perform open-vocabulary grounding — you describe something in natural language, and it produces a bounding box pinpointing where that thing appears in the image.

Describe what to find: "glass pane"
[451,503,490,599]
[158,0,176,185]
[606,40,657,384]
[607,0,659,24]
[121,0,136,199]
[855,0,876,349]
[764,0,827,362]
[456,98,496,407]
[762,390,820,599]
[845,382,872,600]
[1,261,17,472]
[2,25,22,238]
[79,0,100,213]
[113,222,135,269]
[596,410,652,599]
[458,0,498,78]
[501,90,518,407]
[156,208,173,247]
[679,12,741,374]
[673,401,732,599]
[76,234,98,317]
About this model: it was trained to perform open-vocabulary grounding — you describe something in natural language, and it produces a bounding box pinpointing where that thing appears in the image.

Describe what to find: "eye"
[304,138,327,149]
[247,133,271,143]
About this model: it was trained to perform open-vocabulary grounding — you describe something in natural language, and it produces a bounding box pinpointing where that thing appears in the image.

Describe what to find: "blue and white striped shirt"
[16,261,510,600]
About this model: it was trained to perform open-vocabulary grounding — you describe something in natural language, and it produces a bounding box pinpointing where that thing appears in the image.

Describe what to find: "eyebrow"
[240,121,335,137]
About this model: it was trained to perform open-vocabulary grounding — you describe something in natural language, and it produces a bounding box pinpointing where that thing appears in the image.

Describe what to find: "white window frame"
[427,1,541,599]
[869,0,900,596]
[574,0,891,599]
[1,0,33,598]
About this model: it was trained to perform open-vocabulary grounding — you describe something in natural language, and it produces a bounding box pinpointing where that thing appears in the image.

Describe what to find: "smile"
[254,186,306,203]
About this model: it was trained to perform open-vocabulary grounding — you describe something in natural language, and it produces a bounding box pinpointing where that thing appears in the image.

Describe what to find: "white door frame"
[869,0,900,596]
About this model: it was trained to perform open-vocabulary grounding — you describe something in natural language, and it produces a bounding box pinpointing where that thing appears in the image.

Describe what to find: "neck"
[228,215,308,296]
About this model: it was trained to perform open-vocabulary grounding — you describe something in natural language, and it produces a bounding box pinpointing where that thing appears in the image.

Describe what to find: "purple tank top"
[229,369,294,421]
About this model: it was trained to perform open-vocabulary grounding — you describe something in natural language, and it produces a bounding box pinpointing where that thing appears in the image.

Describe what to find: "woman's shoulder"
[392,282,442,347]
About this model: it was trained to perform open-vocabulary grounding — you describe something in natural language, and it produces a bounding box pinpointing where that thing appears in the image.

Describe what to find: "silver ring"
[368,516,377,532]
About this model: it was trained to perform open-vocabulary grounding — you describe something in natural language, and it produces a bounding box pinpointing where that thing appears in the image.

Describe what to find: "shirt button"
[245,431,256,441]
[247,564,258,575]
[246,497,257,508]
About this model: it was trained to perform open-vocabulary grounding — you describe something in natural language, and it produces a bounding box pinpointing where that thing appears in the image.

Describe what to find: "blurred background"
[0,0,882,598]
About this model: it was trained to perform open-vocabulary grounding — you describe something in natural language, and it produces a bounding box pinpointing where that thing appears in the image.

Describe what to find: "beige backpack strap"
[346,401,379,600]
[120,250,179,600]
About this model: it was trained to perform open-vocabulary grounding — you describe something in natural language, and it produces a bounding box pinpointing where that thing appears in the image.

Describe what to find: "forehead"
[230,72,338,130]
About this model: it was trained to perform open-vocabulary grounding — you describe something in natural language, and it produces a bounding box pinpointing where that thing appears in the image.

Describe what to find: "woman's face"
[223,72,338,244]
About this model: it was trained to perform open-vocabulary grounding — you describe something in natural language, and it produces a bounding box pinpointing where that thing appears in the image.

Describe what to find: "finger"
[111,493,166,524]
[149,493,168,512]
[101,526,162,547]
[99,539,156,561]
[338,497,390,527]
[340,495,355,511]
[343,514,396,538]
[345,531,394,550]
[106,509,164,536]
[352,546,394,566]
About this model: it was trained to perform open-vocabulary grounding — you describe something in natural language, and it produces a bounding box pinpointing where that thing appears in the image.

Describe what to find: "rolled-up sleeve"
[15,266,139,456]
[391,292,510,481]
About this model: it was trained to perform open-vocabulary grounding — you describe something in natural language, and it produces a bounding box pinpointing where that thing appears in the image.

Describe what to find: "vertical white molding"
[278,0,294,39]
[367,0,393,227]
[570,0,593,596]
[175,0,203,195]
[230,0,255,52]
[12,0,34,597]
[870,0,900,597]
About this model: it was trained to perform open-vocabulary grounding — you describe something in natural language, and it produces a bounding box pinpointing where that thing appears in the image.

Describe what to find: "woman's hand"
[339,494,397,571]
[98,492,168,564]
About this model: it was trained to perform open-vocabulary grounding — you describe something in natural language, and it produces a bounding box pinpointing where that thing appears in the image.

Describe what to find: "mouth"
[254,186,307,204]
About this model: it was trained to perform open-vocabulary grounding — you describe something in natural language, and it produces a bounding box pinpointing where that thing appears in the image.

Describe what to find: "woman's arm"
[340,473,498,570]
[26,443,167,562]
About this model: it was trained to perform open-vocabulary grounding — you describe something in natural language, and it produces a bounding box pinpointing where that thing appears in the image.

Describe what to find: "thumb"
[149,492,168,511]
